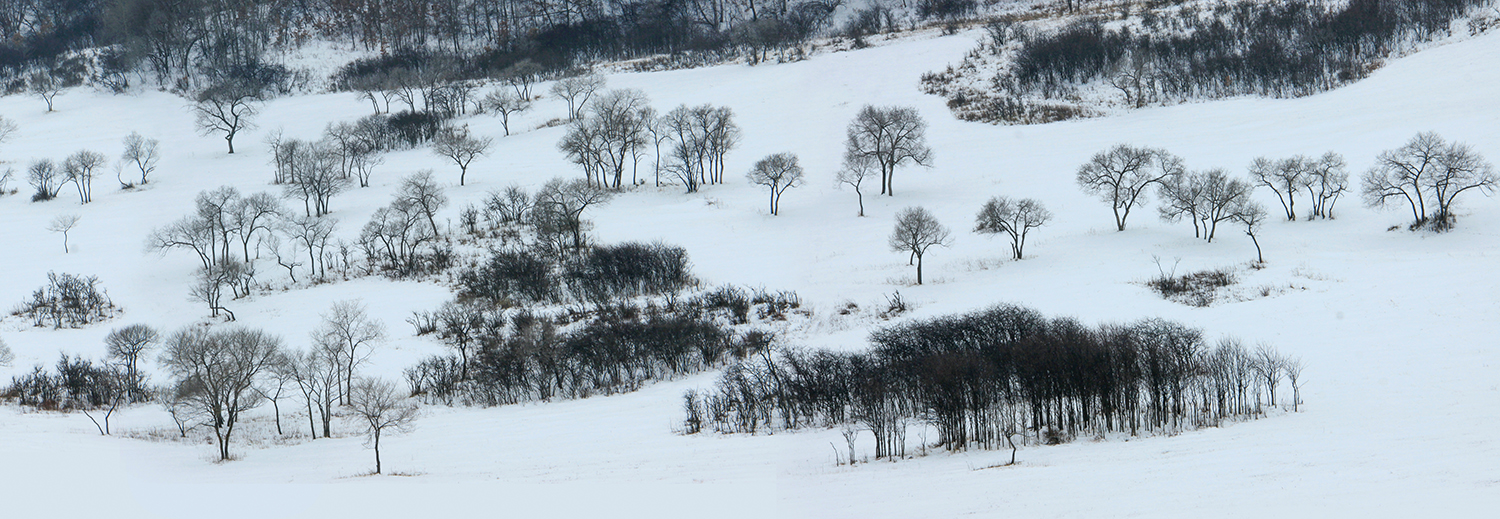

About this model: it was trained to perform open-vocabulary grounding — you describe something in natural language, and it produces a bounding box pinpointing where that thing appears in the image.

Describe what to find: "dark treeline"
[1,0,851,88]
[943,0,1489,123]
[687,304,1301,457]
[405,285,789,406]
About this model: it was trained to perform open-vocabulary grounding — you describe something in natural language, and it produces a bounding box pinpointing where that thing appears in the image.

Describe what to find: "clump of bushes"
[1147,267,1237,307]
[11,272,117,328]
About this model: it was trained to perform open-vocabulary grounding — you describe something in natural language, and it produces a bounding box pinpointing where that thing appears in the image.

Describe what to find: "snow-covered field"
[2,23,1499,518]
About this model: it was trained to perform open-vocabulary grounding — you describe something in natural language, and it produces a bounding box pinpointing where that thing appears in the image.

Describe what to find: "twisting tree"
[194,81,261,154]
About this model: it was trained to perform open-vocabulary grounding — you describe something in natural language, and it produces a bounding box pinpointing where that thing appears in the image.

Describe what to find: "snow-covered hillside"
[2,23,1499,518]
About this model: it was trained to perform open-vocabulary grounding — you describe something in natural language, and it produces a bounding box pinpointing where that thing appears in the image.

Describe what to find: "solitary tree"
[160,327,284,461]
[483,89,532,136]
[348,377,419,474]
[889,207,951,285]
[1076,145,1181,231]
[974,196,1052,260]
[48,214,80,253]
[121,132,161,186]
[29,71,61,112]
[194,82,261,154]
[1238,201,1268,263]
[746,152,804,215]
[836,155,877,217]
[844,105,933,196]
[431,125,492,186]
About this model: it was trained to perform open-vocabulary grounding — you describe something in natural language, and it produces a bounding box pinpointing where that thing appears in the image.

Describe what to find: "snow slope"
[2,24,1499,518]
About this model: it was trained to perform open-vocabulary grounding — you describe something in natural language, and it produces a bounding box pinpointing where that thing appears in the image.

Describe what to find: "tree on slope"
[348,377,419,474]
[974,196,1051,260]
[431,125,492,186]
[844,105,933,196]
[160,327,284,461]
[194,81,261,154]
[746,152,804,215]
[889,206,950,285]
[1076,144,1181,231]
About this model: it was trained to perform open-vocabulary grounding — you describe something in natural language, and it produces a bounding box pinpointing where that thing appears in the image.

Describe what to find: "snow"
[2,23,1500,517]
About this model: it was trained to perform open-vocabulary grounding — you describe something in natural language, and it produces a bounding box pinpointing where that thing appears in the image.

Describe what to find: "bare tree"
[231,191,283,263]
[889,207,951,285]
[280,214,337,281]
[121,132,161,186]
[1424,139,1497,231]
[48,214,80,253]
[191,261,244,320]
[974,196,1052,260]
[194,82,261,154]
[1252,345,1285,410]
[348,377,419,474]
[1076,145,1181,231]
[483,89,532,136]
[502,60,543,99]
[312,300,386,405]
[550,73,606,121]
[64,150,106,204]
[106,324,160,397]
[431,125,492,186]
[0,337,13,367]
[844,105,933,196]
[836,155,877,217]
[1157,167,1208,238]
[1249,156,1311,221]
[746,152,804,215]
[534,177,615,252]
[0,115,16,145]
[1362,132,1443,229]
[29,71,61,112]
[1197,169,1256,242]
[28,159,62,201]
[279,142,349,217]
[1284,357,1304,412]
[1305,152,1349,219]
[395,170,449,239]
[1238,201,1268,263]
[160,327,284,461]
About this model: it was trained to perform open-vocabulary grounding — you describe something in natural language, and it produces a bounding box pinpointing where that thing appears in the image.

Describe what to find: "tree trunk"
[373,429,383,474]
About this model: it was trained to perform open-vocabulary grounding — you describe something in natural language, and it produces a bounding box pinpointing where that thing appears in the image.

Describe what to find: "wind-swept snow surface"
[1,26,1499,518]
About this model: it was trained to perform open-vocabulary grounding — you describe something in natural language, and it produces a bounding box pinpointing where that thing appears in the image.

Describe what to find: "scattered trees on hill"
[747,152,804,215]
[1362,132,1496,231]
[688,305,1301,455]
[194,81,262,154]
[160,326,284,461]
[560,89,652,189]
[974,196,1051,259]
[312,300,386,405]
[889,207,950,285]
[360,171,449,277]
[844,105,933,197]
[1076,144,1180,231]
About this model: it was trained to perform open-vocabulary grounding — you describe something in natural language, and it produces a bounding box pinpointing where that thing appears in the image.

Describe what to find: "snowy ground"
[2,24,1499,518]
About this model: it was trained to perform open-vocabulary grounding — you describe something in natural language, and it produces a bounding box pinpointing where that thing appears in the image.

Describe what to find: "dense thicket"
[688,304,1299,456]
[405,287,780,406]
[937,0,1492,123]
[2,0,844,87]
